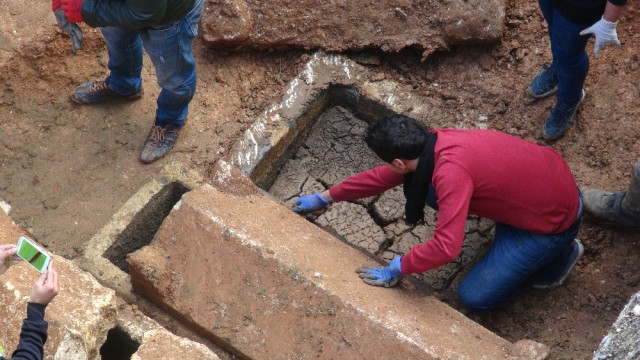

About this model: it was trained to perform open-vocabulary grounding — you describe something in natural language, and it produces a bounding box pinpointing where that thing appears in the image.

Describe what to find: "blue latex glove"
[292,192,330,213]
[356,256,403,288]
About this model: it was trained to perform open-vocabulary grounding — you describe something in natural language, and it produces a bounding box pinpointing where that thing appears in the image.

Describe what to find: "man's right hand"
[30,264,59,305]
[579,16,620,56]
[52,0,83,53]
[292,192,331,213]
[356,256,403,288]
[0,244,18,276]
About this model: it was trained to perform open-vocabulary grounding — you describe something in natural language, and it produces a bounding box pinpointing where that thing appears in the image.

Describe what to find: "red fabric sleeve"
[400,162,472,275]
[328,166,404,202]
[61,0,83,22]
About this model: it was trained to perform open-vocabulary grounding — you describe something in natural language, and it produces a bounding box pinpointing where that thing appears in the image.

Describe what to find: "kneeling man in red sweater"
[294,114,583,312]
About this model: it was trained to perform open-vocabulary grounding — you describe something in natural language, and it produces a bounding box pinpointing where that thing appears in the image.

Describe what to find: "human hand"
[292,192,331,213]
[0,244,18,276]
[53,8,83,53]
[579,16,620,56]
[30,264,59,305]
[355,256,403,288]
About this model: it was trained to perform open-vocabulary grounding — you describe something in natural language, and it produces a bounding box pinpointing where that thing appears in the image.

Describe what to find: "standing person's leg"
[72,27,144,103]
[138,0,204,164]
[528,0,558,98]
[583,158,640,226]
[537,0,555,31]
[457,220,580,312]
[543,10,590,140]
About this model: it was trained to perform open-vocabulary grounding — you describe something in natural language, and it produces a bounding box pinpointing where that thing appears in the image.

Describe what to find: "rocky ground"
[1,0,639,359]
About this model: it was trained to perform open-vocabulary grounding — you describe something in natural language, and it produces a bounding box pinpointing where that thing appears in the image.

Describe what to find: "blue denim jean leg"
[101,0,204,126]
[101,26,144,97]
[537,0,590,107]
[457,195,582,312]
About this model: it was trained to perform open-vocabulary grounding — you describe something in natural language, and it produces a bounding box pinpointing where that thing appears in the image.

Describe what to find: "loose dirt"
[1,1,639,359]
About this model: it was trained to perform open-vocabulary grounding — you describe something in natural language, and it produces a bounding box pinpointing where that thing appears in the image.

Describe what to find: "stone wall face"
[0,195,222,360]
[201,0,505,58]
[127,184,547,359]
[594,292,640,360]
[0,208,118,360]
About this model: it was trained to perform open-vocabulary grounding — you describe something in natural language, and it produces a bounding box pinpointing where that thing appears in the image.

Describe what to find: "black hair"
[364,114,430,163]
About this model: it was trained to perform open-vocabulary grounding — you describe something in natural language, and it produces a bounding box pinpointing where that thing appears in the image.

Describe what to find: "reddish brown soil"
[1,1,639,359]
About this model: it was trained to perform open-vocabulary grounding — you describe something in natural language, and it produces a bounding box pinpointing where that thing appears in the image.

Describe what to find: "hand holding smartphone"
[16,236,51,273]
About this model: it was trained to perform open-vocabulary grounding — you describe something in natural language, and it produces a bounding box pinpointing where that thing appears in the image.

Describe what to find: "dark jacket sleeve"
[81,0,168,29]
[554,0,627,24]
[9,303,48,360]
[80,0,196,29]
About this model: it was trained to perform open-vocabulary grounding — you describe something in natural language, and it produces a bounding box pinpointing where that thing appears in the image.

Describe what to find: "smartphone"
[16,236,51,273]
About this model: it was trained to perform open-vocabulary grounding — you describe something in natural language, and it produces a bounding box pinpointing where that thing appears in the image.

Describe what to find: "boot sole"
[527,85,557,99]
[71,90,144,105]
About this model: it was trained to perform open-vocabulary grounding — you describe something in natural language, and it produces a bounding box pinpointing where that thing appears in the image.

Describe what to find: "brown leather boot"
[139,122,182,164]
[71,79,142,104]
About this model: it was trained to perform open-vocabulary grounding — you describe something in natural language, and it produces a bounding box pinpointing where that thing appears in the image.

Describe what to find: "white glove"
[579,16,621,56]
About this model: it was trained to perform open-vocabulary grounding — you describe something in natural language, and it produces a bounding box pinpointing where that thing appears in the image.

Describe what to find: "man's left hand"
[579,16,621,55]
[30,264,59,305]
[54,9,83,53]
[0,244,18,276]
[292,192,331,213]
[356,256,403,288]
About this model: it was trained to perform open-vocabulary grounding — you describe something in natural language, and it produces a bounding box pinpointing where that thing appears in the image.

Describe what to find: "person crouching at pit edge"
[292,114,583,312]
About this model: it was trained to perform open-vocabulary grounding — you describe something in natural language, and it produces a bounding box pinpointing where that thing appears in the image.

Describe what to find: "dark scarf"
[402,132,437,225]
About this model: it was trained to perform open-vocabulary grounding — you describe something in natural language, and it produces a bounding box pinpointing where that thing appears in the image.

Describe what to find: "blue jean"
[538,0,590,107]
[457,194,583,312]
[101,0,203,126]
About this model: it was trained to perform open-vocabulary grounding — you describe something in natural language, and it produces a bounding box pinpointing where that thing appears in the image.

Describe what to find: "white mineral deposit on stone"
[0,200,11,215]
[633,304,640,316]
[215,160,233,183]
[314,272,322,278]
[3,282,15,291]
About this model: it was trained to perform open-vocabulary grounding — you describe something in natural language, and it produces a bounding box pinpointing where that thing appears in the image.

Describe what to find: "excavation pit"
[213,54,637,357]
[75,163,205,303]
[97,55,546,359]
[66,53,636,359]
[201,55,539,358]
[99,326,141,360]
[265,104,495,291]
[103,181,190,273]
[226,61,496,293]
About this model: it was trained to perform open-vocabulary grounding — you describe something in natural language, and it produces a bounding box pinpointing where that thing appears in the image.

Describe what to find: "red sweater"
[328,129,580,275]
